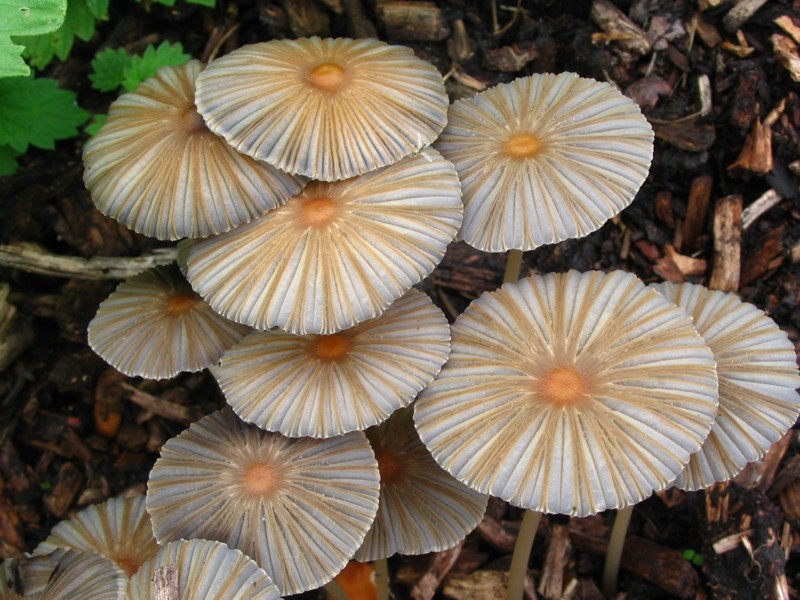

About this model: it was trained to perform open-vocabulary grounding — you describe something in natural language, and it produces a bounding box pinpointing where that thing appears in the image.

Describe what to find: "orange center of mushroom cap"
[313,333,352,361]
[242,462,284,498]
[308,62,346,93]
[166,291,201,316]
[179,105,208,134]
[504,133,543,159]
[300,196,340,228]
[538,366,591,407]
[375,450,405,485]
[112,553,143,577]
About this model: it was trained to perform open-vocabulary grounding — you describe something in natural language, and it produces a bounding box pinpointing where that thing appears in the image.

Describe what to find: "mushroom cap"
[33,494,157,578]
[414,270,719,517]
[354,406,488,562]
[653,282,800,491]
[180,149,462,335]
[8,550,127,600]
[146,408,380,595]
[127,540,280,600]
[195,37,448,181]
[88,264,250,379]
[216,289,451,438]
[435,72,654,252]
[83,60,304,241]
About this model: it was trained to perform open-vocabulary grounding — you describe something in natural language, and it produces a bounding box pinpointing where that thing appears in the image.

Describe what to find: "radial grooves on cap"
[181,150,462,334]
[88,265,249,379]
[146,409,380,595]
[435,73,654,252]
[31,550,127,600]
[83,60,304,240]
[355,407,487,562]
[414,270,719,516]
[217,289,451,438]
[128,540,280,600]
[34,494,157,578]
[654,282,800,491]
[195,37,448,181]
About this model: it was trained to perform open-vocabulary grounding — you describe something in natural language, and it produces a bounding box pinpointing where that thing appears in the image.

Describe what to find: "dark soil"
[1,0,799,598]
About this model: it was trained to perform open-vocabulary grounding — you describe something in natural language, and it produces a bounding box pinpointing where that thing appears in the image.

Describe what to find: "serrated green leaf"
[0,144,21,175]
[0,0,65,76]
[14,0,100,69]
[0,75,88,152]
[89,47,132,91]
[121,41,190,91]
[83,112,106,136]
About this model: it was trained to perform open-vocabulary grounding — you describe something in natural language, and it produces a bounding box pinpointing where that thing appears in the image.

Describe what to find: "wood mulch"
[1,0,799,598]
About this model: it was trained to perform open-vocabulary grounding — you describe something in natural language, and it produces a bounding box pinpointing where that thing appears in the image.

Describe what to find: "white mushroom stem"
[506,509,542,600]
[602,505,634,597]
[503,249,524,284]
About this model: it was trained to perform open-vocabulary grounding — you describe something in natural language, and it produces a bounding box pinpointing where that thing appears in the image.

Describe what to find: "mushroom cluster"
[79,32,799,600]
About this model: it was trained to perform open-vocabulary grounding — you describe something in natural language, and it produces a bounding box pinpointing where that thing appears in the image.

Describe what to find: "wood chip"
[281,0,331,37]
[153,564,179,600]
[712,530,753,554]
[681,174,713,250]
[447,19,473,63]
[651,118,716,151]
[43,462,83,518]
[742,189,783,230]
[655,244,708,282]
[590,0,651,55]
[775,15,800,45]
[727,113,774,175]
[772,34,800,82]
[722,0,769,32]
[538,524,572,600]
[740,226,784,285]
[377,1,449,41]
[121,384,202,426]
[483,43,537,72]
[411,540,465,600]
[94,368,126,439]
[709,194,742,292]
[694,13,722,47]
[476,515,517,553]
[443,570,536,600]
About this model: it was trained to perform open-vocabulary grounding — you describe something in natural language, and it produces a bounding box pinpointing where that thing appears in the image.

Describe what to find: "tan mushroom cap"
[414,270,719,517]
[83,60,304,241]
[216,289,451,438]
[146,408,380,596]
[196,37,448,181]
[127,540,280,600]
[7,550,127,600]
[653,282,800,491]
[180,149,462,335]
[435,72,654,252]
[354,406,488,562]
[88,264,250,379]
[33,494,157,578]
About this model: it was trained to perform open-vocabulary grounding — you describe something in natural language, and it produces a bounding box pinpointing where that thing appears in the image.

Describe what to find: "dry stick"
[506,510,542,600]
[375,557,390,600]
[602,504,634,597]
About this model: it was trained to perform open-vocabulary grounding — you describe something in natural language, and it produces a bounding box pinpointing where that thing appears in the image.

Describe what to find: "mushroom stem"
[323,579,350,600]
[506,509,542,600]
[602,505,634,597]
[375,558,390,600]
[503,249,524,283]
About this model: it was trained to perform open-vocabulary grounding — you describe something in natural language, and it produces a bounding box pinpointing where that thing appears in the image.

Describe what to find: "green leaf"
[83,0,106,19]
[0,75,88,152]
[14,0,102,70]
[0,0,66,76]
[185,0,215,7]
[83,112,106,136]
[0,144,21,175]
[121,41,190,91]
[89,47,132,91]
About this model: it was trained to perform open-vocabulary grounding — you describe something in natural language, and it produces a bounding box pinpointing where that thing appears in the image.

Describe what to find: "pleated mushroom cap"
[414,270,719,517]
[146,408,380,596]
[653,282,800,491]
[180,149,462,335]
[216,289,451,438]
[127,540,280,600]
[34,494,157,578]
[435,72,654,252]
[83,60,304,241]
[7,550,127,600]
[195,37,448,181]
[88,264,250,379]
[354,406,488,562]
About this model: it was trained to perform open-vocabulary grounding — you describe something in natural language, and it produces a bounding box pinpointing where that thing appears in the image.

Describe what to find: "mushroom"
[83,60,304,241]
[33,494,157,578]
[127,539,280,599]
[88,264,250,379]
[146,408,380,595]
[435,72,653,254]
[215,289,451,438]
[179,148,462,335]
[195,37,449,181]
[413,270,719,599]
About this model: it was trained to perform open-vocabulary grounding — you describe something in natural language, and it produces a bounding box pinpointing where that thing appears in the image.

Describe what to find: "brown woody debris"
[722,0,768,32]
[538,524,572,600]
[483,43,537,72]
[772,34,800,82]
[94,368,126,439]
[447,19,473,63]
[344,0,377,39]
[775,15,800,44]
[654,190,674,227]
[681,175,713,250]
[728,112,773,175]
[740,227,783,286]
[693,13,722,47]
[654,244,708,282]
[722,30,755,58]
[729,62,764,130]
[443,570,536,600]
[709,194,742,292]
[476,515,517,553]
[651,118,716,151]
[43,462,83,518]
[624,76,672,112]
[411,541,465,600]
[121,384,202,426]
[281,0,331,37]
[590,0,651,55]
[377,1,449,42]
